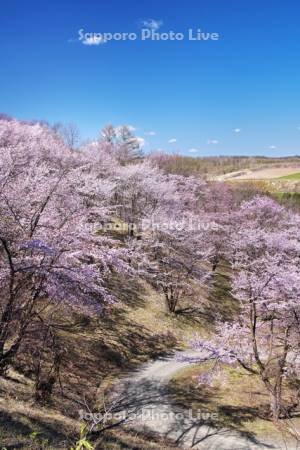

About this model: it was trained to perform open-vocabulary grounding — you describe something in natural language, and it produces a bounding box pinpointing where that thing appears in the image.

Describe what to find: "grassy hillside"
[168,364,300,447]
[0,267,235,449]
[279,172,300,180]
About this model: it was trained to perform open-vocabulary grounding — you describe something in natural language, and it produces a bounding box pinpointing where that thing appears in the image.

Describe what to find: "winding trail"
[113,350,296,450]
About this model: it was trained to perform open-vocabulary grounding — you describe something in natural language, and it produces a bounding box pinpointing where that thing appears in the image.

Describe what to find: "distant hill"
[150,153,300,178]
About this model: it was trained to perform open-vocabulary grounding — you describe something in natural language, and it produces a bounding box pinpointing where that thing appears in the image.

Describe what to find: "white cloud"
[127,125,136,132]
[140,19,163,30]
[188,148,198,153]
[207,139,219,145]
[269,145,277,149]
[82,35,107,46]
[234,128,241,133]
[145,131,156,136]
[169,138,177,143]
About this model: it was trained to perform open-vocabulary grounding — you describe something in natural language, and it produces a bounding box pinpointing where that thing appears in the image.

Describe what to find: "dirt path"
[113,351,296,450]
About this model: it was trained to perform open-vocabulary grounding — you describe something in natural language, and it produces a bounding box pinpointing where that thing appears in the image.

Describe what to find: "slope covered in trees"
[0,117,299,448]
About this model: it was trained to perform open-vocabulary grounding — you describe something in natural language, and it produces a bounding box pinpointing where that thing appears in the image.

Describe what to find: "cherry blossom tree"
[132,174,210,313]
[0,119,134,374]
[200,182,235,271]
[112,161,181,236]
[189,196,300,422]
[146,227,205,313]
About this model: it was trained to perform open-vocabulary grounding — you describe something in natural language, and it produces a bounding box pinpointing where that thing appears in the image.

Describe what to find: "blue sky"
[1,0,300,156]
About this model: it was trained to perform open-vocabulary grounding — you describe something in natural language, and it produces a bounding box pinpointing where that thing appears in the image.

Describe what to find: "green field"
[278,171,300,180]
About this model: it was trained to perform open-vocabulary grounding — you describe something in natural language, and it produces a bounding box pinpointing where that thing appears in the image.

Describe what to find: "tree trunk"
[35,376,56,404]
[268,381,283,421]
[0,321,30,375]
[270,392,280,421]
[211,255,219,272]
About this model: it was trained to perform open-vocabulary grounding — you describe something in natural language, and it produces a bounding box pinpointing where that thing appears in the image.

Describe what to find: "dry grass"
[169,363,300,446]
[0,274,212,449]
